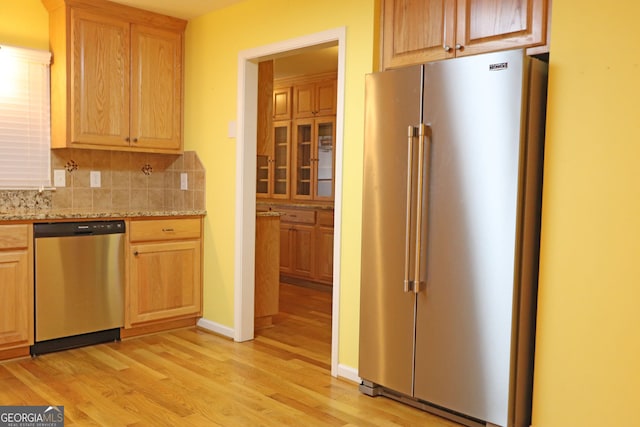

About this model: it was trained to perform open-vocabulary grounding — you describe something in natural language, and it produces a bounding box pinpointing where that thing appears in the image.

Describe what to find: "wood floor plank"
[0,283,461,426]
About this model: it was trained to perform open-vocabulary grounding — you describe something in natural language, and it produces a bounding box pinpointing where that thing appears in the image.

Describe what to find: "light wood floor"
[0,283,459,426]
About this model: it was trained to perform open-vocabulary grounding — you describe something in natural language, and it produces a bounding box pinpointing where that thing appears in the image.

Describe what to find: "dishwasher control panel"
[34,220,126,238]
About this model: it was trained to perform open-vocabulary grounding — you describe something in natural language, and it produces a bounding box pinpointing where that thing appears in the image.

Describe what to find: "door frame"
[234,27,346,377]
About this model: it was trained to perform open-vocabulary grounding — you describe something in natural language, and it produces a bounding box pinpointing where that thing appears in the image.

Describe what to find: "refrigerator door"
[413,50,528,425]
[359,65,422,396]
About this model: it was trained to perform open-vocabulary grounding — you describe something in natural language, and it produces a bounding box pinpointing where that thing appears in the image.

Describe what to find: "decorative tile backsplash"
[0,150,205,213]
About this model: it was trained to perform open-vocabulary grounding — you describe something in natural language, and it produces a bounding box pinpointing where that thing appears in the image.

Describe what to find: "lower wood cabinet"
[0,225,33,354]
[255,214,280,328]
[126,217,203,329]
[279,208,333,285]
[315,211,334,284]
[281,223,315,278]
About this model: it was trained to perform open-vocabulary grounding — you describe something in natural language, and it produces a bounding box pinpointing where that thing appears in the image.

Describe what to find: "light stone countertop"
[0,209,206,222]
[256,211,284,217]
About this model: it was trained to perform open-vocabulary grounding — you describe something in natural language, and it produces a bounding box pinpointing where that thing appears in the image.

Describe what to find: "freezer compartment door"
[359,65,423,396]
[413,50,529,426]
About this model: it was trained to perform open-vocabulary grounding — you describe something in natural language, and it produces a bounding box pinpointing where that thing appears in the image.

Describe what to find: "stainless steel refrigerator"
[358,50,548,427]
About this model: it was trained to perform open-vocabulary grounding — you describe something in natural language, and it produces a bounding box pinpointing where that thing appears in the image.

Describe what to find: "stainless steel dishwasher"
[31,220,126,355]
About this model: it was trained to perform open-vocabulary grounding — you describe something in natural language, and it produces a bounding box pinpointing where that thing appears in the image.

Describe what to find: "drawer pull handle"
[134,251,139,256]
[162,228,175,232]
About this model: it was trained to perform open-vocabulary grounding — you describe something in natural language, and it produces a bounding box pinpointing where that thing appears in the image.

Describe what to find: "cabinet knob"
[132,137,138,143]
[134,250,139,256]
[125,137,130,142]
[443,45,452,52]
[455,44,463,50]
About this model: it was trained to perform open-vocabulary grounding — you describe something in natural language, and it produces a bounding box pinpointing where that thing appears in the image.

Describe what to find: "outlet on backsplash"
[90,171,101,188]
[181,173,188,190]
[53,169,66,187]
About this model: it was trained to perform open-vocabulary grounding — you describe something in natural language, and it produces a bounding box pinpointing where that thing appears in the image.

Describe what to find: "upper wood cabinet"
[257,121,291,199]
[273,86,292,120]
[292,75,337,118]
[292,116,336,201]
[381,0,550,69]
[43,0,186,153]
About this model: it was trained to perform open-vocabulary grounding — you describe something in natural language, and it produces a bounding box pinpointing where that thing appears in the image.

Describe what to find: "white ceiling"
[110,0,246,20]
[274,45,338,80]
[110,0,338,78]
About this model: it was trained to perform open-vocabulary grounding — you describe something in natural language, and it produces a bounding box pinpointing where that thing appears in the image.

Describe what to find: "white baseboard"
[337,364,361,384]
[196,317,234,339]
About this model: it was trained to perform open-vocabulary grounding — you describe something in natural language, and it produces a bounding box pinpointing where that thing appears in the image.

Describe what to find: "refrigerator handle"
[413,124,429,294]
[403,125,415,293]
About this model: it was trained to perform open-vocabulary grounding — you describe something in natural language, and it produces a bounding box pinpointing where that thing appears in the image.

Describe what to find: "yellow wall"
[184,0,374,368]
[0,0,48,49]
[5,1,640,424]
[532,2,640,426]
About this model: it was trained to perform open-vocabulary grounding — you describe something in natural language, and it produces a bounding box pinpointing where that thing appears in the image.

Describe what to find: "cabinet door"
[456,0,547,57]
[293,117,336,201]
[293,81,336,118]
[291,224,315,278]
[292,119,314,199]
[272,121,291,199]
[314,117,336,201]
[255,216,280,318]
[257,121,291,199]
[382,0,456,69]
[71,9,130,147]
[130,24,183,151]
[315,80,337,116]
[279,225,293,274]
[128,240,201,325]
[293,83,316,118]
[0,250,32,349]
[273,87,292,120]
[315,226,334,285]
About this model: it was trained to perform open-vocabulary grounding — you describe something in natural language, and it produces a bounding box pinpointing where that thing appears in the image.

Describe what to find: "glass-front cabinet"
[292,117,335,201]
[257,121,290,199]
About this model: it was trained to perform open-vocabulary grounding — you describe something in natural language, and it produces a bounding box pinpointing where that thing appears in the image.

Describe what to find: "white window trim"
[0,44,52,190]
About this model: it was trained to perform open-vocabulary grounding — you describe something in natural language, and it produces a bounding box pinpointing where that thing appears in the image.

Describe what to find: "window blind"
[0,45,51,189]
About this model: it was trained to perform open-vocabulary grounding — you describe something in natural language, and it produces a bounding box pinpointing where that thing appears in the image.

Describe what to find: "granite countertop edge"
[256,201,334,211]
[256,211,284,217]
[0,209,207,222]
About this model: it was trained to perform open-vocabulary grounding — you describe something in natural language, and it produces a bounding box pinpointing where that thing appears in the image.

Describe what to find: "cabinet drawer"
[129,218,201,242]
[0,225,29,250]
[316,210,334,227]
[279,209,315,224]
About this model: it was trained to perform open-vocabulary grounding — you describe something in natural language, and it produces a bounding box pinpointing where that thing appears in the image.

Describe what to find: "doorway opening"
[254,45,338,370]
[234,28,346,377]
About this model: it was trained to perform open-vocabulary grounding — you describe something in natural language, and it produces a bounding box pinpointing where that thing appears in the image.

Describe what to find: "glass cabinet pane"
[315,120,334,199]
[256,154,269,195]
[273,123,290,197]
[295,122,312,197]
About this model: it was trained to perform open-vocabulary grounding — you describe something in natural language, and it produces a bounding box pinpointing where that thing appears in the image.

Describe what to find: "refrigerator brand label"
[489,62,508,71]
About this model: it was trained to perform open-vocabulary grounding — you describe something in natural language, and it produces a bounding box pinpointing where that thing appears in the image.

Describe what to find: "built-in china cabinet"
[257,71,337,203]
[257,69,337,287]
